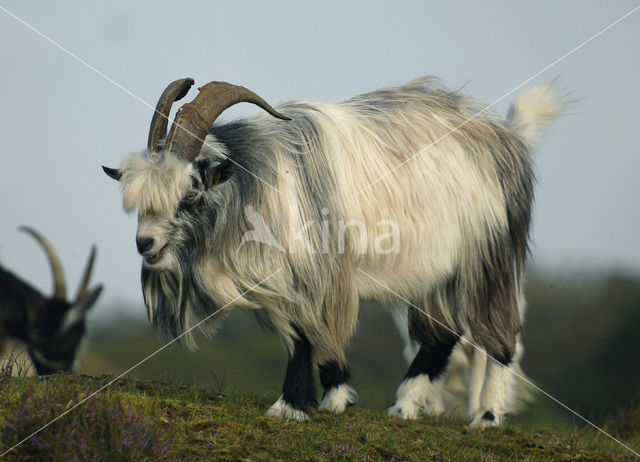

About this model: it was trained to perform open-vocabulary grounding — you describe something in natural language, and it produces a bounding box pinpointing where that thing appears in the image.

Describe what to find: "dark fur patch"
[319,361,351,392]
[0,266,41,339]
[482,410,496,422]
[282,326,317,411]
[473,231,520,365]
[404,332,459,381]
[490,123,535,275]
[407,272,463,345]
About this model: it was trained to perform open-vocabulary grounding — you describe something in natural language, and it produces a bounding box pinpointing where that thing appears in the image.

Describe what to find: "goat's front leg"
[265,326,316,420]
[318,361,357,414]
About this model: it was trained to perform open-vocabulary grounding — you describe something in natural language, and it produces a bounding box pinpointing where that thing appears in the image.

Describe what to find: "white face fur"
[116,150,233,271]
[118,152,200,271]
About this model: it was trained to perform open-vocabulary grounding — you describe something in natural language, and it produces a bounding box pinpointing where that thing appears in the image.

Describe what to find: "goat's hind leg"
[388,307,459,420]
[468,287,524,427]
[468,331,527,427]
[466,344,488,418]
[469,357,515,428]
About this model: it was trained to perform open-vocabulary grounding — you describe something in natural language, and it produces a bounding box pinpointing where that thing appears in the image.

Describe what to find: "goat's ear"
[102,166,122,181]
[199,158,234,189]
[60,285,103,332]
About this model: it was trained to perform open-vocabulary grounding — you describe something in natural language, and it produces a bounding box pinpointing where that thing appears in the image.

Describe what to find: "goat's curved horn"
[102,166,122,181]
[147,78,195,153]
[74,245,96,303]
[19,226,66,300]
[165,81,290,161]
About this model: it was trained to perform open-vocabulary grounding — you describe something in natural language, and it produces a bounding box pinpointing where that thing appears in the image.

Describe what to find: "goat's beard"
[141,248,223,350]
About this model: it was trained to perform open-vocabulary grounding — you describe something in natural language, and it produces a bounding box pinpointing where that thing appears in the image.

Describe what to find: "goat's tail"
[507,84,563,146]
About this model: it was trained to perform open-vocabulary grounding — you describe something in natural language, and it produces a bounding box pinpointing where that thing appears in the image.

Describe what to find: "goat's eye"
[179,191,200,211]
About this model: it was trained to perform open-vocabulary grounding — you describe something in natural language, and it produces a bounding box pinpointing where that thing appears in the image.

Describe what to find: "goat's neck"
[0,265,43,341]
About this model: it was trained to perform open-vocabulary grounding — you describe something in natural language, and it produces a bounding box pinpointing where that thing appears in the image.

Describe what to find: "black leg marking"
[318,360,357,412]
[281,326,317,411]
[319,360,351,394]
[482,410,495,422]
[404,333,459,381]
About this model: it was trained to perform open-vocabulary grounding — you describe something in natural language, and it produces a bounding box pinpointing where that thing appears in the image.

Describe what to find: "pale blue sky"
[0,2,638,320]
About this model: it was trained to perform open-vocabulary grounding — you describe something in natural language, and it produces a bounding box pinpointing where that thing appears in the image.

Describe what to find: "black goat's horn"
[19,226,67,301]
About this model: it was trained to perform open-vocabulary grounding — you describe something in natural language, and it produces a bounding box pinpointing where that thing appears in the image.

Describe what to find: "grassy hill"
[2,271,640,460]
[1,373,639,461]
[73,271,640,430]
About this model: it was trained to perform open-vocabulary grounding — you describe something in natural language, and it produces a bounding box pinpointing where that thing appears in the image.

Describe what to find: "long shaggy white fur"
[113,76,561,422]
[387,375,443,420]
[507,85,563,146]
[121,152,193,216]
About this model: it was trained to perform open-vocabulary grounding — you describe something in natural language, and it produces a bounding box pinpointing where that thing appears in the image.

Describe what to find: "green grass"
[3,273,640,460]
[1,373,639,461]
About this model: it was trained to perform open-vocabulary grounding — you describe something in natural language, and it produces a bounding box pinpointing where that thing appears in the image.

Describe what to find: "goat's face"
[15,226,103,375]
[106,152,234,272]
[103,78,286,270]
[27,288,102,375]
[28,303,85,374]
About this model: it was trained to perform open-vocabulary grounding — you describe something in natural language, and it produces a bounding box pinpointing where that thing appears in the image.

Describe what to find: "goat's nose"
[136,236,154,254]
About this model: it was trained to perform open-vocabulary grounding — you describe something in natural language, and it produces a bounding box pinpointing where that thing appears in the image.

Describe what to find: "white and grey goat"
[0,227,102,374]
[104,76,560,426]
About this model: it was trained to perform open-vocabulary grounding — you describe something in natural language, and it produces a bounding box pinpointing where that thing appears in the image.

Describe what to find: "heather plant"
[0,376,175,461]
[0,352,15,385]
[330,444,373,462]
[0,373,638,461]
[0,344,34,381]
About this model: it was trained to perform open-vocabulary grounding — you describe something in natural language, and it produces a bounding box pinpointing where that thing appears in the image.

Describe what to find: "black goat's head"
[17,227,103,374]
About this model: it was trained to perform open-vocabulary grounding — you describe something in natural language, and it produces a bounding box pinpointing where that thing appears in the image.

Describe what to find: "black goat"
[0,227,102,374]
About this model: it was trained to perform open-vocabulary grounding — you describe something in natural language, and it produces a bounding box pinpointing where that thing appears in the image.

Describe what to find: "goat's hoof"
[387,401,422,420]
[318,384,358,415]
[469,409,501,428]
[265,396,309,421]
[424,400,445,417]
